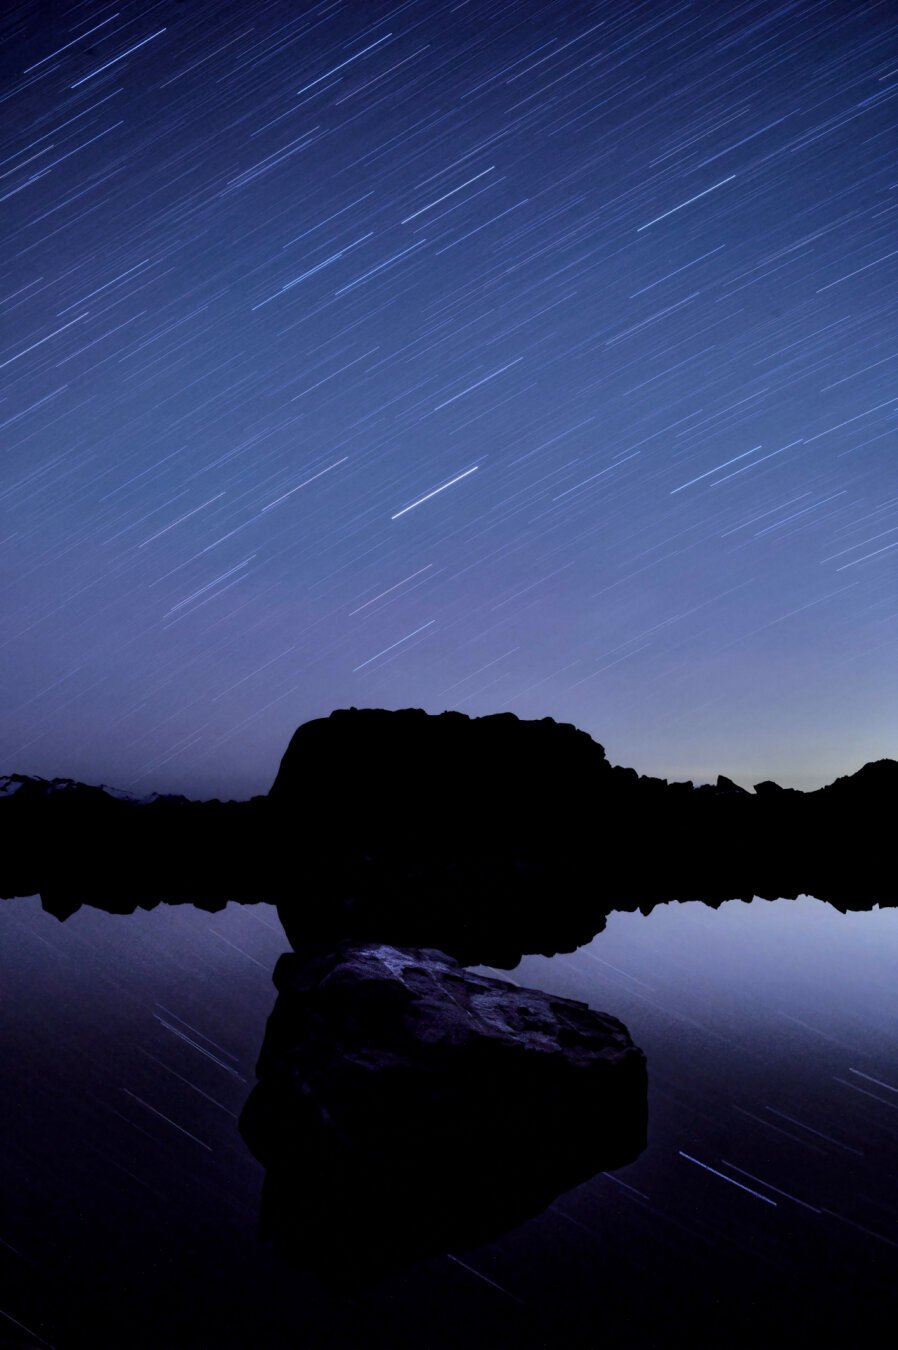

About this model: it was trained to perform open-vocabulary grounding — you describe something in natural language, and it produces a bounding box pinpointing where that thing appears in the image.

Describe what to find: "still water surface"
[1,894,896,1347]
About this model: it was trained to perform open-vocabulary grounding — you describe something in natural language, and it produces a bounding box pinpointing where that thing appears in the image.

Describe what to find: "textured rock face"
[239,942,647,1277]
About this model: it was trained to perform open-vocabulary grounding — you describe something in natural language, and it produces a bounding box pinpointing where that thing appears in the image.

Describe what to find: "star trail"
[1,0,896,797]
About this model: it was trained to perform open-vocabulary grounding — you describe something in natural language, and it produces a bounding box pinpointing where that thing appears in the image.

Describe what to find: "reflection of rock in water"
[239,943,647,1279]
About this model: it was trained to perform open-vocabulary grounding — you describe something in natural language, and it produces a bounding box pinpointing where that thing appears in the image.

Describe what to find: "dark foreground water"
[1,895,897,1349]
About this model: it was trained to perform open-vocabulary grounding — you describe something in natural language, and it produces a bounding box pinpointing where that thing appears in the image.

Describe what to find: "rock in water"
[239,943,647,1278]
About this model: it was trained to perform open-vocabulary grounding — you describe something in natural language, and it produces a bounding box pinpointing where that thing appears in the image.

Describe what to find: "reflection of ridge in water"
[238,943,648,1279]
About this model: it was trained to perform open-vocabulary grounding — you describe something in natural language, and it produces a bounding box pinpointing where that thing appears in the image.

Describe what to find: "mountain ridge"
[2,707,895,966]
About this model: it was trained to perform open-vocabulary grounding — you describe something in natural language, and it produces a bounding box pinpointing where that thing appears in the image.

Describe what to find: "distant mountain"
[0,772,182,804]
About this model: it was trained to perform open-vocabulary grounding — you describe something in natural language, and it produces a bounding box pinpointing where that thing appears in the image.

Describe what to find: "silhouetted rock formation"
[268,708,615,964]
[2,709,896,965]
[238,942,647,1277]
[261,709,898,961]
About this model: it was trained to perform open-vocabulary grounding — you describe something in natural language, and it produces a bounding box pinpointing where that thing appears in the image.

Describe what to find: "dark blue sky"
[1,0,896,798]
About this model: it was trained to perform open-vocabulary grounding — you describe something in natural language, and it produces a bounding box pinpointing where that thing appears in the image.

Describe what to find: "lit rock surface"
[239,941,647,1277]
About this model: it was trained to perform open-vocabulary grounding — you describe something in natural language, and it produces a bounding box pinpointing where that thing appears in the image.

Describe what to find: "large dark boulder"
[267,708,617,964]
[269,706,607,810]
[239,942,647,1277]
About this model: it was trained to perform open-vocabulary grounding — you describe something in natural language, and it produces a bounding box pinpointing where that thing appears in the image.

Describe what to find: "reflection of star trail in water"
[1,1,896,798]
[2,895,897,1346]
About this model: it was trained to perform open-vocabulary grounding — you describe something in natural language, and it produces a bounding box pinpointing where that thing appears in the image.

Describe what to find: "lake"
[1,894,896,1348]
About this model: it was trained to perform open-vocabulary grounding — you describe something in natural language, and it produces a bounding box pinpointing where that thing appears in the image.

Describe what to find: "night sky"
[2,0,896,799]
